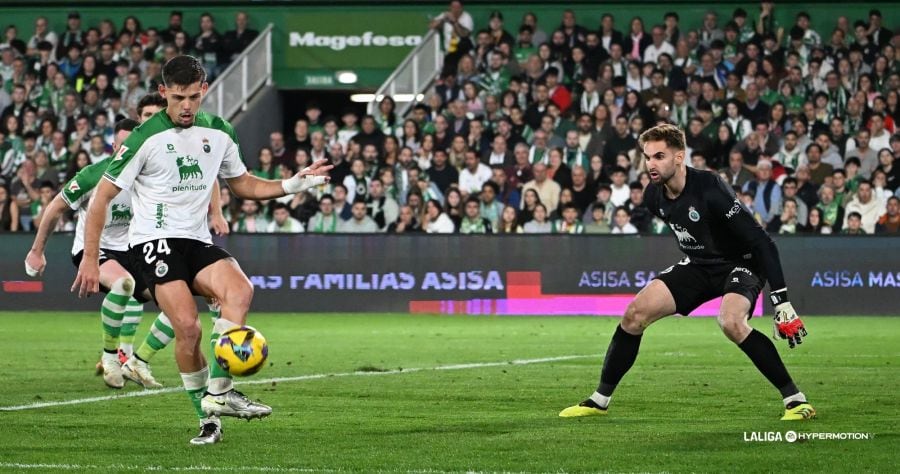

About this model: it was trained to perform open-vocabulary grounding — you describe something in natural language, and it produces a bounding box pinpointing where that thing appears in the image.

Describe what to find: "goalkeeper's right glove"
[770,288,808,349]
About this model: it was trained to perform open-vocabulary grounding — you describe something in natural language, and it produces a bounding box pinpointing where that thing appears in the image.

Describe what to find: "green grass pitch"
[0,312,897,473]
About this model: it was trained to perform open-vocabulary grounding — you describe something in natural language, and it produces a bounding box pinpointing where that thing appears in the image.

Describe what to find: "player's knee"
[622,301,651,333]
[224,279,254,312]
[110,276,135,296]
[177,318,203,346]
[717,312,751,343]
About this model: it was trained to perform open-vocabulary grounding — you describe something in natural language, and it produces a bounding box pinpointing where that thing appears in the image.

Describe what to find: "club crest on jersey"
[202,138,211,153]
[155,260,169,278]
[688,206,700,222]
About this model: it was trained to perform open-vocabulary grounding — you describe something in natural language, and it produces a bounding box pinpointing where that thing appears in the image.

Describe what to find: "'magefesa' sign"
[285,12,427,70]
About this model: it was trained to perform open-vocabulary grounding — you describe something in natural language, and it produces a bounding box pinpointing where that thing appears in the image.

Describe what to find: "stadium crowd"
[1,3,899,236]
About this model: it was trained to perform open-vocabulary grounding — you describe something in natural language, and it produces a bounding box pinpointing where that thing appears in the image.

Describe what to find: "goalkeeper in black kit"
[560,124,814,421]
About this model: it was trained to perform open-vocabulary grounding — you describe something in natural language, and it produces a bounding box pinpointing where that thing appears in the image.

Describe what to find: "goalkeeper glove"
[770,288,808,349]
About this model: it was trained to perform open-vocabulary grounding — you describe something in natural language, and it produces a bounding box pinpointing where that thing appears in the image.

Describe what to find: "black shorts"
[129,238,232,302]
[72,248,151,303]
[654,258,765,317]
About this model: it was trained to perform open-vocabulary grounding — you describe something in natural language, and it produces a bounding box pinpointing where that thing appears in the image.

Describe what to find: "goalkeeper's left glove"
[770,288,808,349]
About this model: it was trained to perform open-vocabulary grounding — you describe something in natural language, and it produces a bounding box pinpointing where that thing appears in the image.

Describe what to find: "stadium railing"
[367,29,443,117]
[202,23,274,121]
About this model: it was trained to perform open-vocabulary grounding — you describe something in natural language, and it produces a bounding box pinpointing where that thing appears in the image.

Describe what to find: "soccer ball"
[214,326,268,376]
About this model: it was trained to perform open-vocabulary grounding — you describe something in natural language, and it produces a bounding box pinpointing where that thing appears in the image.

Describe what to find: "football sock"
[135,312,175,363]
[100,278,131,353]
[783,392,808,408]
[119,298,143,357]
[181,366,209,419]
[135,304,221,363]
[208,302,221,320]
[738,329,800,399]
[208,318,239,395]
[596,324,643,399]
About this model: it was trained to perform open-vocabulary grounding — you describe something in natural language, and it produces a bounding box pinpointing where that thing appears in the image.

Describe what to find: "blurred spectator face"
[294,149,310,168]
[270,132,284,151]
[612,170,626,186]
[857,182,873,204]
[533,130,547,148]
[370,180,384,199]
[311,131,324,150]
[399,147,414,165]
[362,144,378,163]
[241,200,260,215]
[577,115,592,132]
[815,134,831,151]
[127,71,140,89]
[614,208,630,228]
[481,183,496,203]
[34,17,47,35]
[756,162,772,181]
[350,202,366,221]
[514,145,528,165]
[572,167,586,186]
[847,214,862,231]
[869,115,884,134]
[887,198,899,217]
[832,171,846,189]
[692,154,707,169]
[565,130,579,148]
[492,135,506,153]
[491,167,507,187]
[819,186,835,205]
[464,199,480,218]
[236,12,249,30]
[540,115,555,134]
[533,205,547,222]
[140,104,163,123]
[782,180,798,198]
[294,119,309,137]
[68,45,81,61]
[273,207,290,225]
[533,163,548,183]
[333,185,348,203]
[200,15,215,33]
[90,136,105,154]
[433,115,448,133]
[464,152,479,171]
[878,150,893,168]
[351,159,366,177]
[130,45,143,64]
[534,85,549,103]
[398,205,414,224]
[563,206,578,224]
[614,117,628,136]
[426,200,441,219]
[319,197,334,215]
[729,152,744,171]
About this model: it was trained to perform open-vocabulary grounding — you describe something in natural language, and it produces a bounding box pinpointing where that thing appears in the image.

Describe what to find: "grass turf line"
[0,312,897,473]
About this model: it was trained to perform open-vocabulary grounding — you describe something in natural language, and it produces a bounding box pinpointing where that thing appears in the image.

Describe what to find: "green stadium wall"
[1,2,896,89]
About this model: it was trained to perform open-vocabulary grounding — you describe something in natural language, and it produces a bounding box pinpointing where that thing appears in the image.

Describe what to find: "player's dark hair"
[638,123,686,152]
[115,118,139,133]
[162,55,206,87]
[137,92,167,116]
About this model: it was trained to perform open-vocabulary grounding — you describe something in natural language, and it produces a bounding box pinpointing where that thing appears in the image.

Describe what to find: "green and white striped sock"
[119,298,143,357]
[181,365,209,419]
[135,312,175,363]
[100,289,130,353]
[208,317,239,395]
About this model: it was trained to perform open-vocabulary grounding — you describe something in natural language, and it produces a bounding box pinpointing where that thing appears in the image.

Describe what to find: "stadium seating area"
[1,4,898,236]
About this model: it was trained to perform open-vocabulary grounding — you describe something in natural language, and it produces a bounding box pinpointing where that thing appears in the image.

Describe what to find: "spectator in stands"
[483,133,513,167]
[843,180,880,233]
[367,178,399,230]
[458,150,492,196]
[495,204,522,233]
[776,177,808,225]
[342,158,370,204]
[767,197,801,234]
[842,211,866,235]
[523,203,550,233]
[427,149,458,195]
[224,12,258,63]
[551,202,583,234]
[194,13,224,81]
[517,188,540,226]
[521,162,560,213]
[387,205,421,233]
[626,182,652,232]
[816,185,844,232]
[603,116,637,163]
[875,196,900,234]
[804,143,833,186]
[423,198,455,233]
[266,202,303,233]
[584,202,611,234]
[874,148,899,192]
[232,199,268,233]
[845,129,879,178]
[0,184,19,231]
[306,194,339,233]
[608,166,630,207]
[430,0,474,74]
[478,181,503,228]
[338,199,378,233]
[459,196,492,234]
[742,159,781,224]
[611,206,638,234]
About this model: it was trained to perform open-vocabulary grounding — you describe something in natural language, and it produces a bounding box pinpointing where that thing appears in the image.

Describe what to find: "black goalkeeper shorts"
[654,257,765,317]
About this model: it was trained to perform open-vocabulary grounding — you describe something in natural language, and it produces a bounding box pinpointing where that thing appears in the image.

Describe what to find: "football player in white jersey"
[73,55,332,445]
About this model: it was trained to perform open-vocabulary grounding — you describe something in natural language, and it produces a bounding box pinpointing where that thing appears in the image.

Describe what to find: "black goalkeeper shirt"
[644,166,786,289]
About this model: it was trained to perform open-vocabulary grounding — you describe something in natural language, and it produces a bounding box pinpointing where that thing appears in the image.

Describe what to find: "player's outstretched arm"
[25,194,69,276]
[226,158,333,200]
[72,179,121,298]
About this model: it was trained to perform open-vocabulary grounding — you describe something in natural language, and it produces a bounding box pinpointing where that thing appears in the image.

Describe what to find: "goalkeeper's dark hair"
[137,92,167,116]
[638,123,686,152]
[162,55,206,87]
[114,118,140,134]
